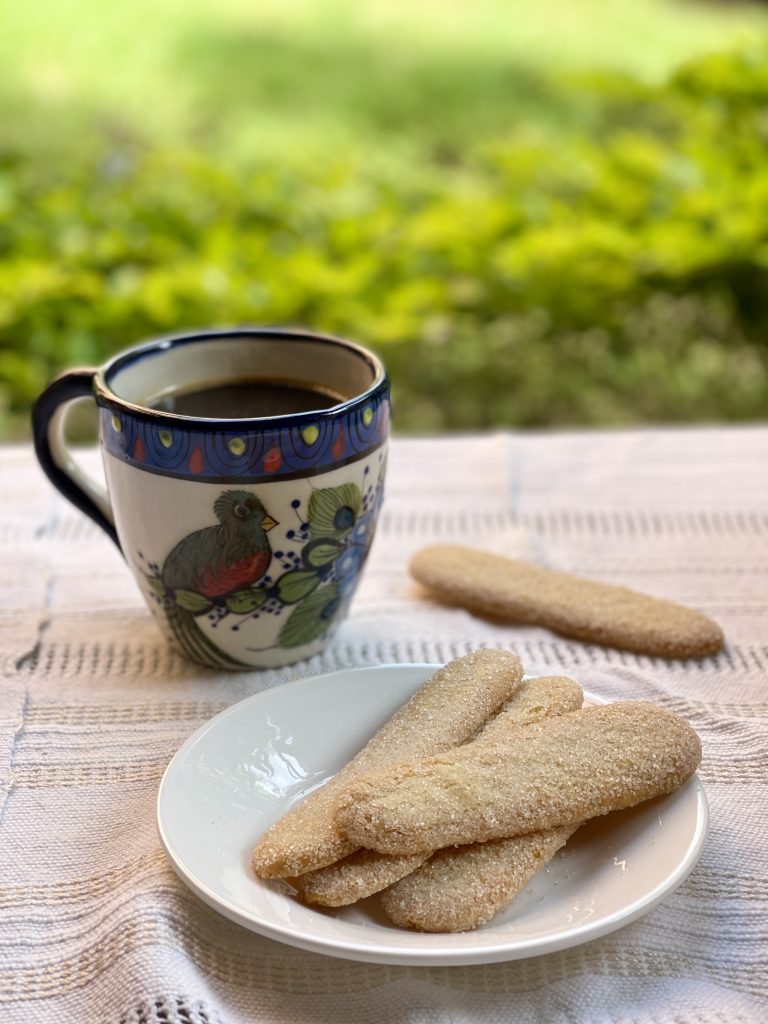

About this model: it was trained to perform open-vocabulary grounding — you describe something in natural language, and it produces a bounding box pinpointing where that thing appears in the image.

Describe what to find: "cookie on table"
[410,544,724,659]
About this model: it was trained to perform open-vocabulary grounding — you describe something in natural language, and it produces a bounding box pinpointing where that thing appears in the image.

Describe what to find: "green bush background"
[1,1,768,436]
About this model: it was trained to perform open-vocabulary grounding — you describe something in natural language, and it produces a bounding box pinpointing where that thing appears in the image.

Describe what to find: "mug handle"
[32,369,121,550]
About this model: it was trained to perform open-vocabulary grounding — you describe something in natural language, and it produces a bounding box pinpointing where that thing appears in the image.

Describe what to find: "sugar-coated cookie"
[251,649,523,878]
[335,702,701,855]
[294,675,583,906]
[410,545,724,659]
[381,824,579,932]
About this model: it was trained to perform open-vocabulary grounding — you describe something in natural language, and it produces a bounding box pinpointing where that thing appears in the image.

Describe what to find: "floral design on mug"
[143,461,385,667]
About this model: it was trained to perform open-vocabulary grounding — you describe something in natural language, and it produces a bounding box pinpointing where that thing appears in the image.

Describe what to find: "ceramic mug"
[32,327,390,670]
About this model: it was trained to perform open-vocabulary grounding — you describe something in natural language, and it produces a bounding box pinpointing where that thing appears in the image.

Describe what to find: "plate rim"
[157,663,709,966]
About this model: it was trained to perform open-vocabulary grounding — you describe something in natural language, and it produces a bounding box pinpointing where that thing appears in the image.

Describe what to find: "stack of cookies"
[251,649,703,932]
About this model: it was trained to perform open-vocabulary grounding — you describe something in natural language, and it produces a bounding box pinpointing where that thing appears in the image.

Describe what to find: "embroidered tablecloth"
[1,428,767,1024]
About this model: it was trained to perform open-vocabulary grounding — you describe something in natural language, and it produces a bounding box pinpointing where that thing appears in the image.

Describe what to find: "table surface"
[1,428,767,1024]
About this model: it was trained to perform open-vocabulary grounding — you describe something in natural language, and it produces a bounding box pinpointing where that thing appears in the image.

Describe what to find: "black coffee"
[149,380,342,419]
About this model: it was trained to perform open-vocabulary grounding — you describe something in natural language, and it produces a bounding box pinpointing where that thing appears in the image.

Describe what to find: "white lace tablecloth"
[1,428,767,1024]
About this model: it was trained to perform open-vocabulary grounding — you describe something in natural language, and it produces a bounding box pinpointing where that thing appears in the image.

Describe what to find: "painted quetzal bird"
[160,490,278,668]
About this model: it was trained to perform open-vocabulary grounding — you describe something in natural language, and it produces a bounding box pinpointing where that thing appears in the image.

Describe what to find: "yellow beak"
[261,514,278,532]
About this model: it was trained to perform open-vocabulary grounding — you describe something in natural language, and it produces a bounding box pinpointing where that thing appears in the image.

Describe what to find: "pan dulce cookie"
[474,675,584,742]
[334,702,702,855]
[410,545,724,659]
[381,824,580,932]
[251,649,523,878]
[291,849,426,908]
[293,675,583,907]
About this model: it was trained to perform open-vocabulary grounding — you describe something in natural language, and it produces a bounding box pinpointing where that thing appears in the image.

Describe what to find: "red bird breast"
[194,550,271,598]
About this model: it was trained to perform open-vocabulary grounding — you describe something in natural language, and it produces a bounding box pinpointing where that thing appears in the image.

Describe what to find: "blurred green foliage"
[2,44,768,435]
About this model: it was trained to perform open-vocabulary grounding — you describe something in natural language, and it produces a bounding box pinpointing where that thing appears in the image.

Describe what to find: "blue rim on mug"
[32,326,390,550]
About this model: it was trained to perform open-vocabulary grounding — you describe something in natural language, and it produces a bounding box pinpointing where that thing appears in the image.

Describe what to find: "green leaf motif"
[225,588,269,613]
[303,538,343,568]
[308,484,361,540]
[276,569,321,604]
[174,589,213,614]
[147,576,165,595]
[279,583,341,648]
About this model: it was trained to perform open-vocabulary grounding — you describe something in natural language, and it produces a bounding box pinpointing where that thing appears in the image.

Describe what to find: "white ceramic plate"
[157,664,708,966]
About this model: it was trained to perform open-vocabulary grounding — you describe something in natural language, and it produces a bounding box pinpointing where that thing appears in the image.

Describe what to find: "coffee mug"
[32,327,390,670]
